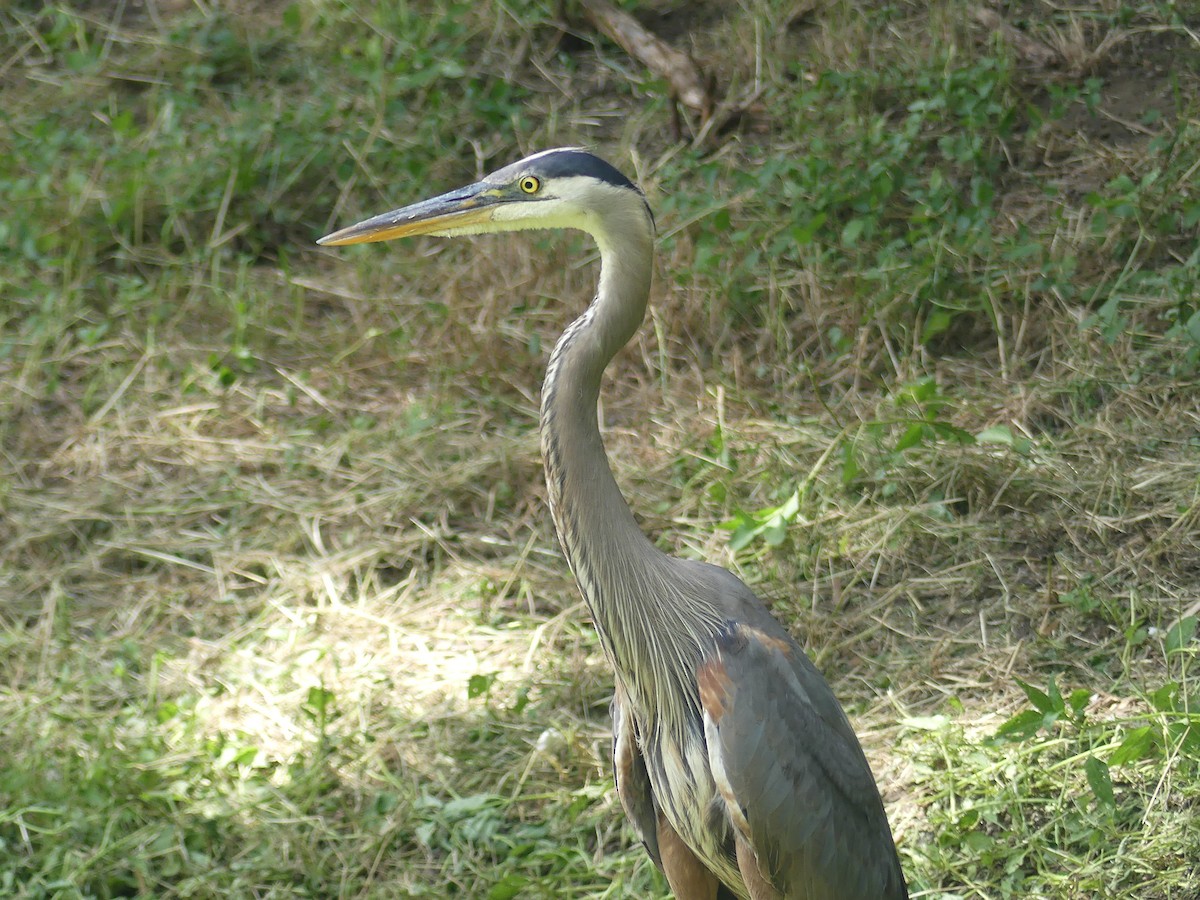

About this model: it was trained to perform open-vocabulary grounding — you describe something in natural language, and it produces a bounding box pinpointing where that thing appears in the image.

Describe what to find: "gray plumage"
[319,148,907,900]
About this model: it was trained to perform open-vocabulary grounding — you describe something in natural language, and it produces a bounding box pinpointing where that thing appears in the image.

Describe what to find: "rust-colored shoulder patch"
[697,658,733,721]
[741,625,792,659]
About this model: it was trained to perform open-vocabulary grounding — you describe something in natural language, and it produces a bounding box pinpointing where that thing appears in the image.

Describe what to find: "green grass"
[3,1,1200,897]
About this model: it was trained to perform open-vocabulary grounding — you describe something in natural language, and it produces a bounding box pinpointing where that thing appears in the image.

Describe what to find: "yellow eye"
[519,176,541,194]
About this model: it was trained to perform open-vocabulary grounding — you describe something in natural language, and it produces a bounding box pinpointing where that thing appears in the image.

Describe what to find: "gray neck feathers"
[539,204,720,736]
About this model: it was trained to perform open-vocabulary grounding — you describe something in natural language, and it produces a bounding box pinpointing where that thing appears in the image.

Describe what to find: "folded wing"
[697,622,907,900]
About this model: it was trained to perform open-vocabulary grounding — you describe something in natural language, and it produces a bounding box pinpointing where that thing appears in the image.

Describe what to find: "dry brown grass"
[3,0,1200,897]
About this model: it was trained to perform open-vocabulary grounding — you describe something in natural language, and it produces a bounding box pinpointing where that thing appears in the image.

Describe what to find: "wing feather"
[611,686,662,869]
[697,622,907,900]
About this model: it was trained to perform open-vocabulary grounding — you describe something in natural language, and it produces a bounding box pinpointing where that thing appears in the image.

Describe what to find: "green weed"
[2,0,1199,897]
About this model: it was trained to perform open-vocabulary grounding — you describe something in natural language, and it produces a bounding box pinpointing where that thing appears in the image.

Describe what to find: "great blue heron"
[319,148,907,900]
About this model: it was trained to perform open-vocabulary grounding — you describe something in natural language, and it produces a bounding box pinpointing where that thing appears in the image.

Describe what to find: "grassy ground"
[3,1,1200,897]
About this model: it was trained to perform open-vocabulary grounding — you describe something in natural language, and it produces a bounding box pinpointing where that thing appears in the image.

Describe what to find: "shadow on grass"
[0,595,665,899]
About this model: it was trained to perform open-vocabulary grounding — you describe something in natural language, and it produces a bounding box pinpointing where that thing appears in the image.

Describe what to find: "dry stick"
[972,6,1060,69]
[578,0,712,120]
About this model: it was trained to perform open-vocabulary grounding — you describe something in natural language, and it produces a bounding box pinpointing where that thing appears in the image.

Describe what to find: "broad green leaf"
[921,308,954,342]
[1085,755,1115,807]
[301,686,335,721]
[931,422,976,444]
[443,793,500,820]
[791,212,827,245]
[1016,678,1058,714]
[1068,688,1092,718]
[994,708,1043,741]
[1048,676,1064,713]
[1149,682,1179,712]
[840,442,862,487]
[1165,616,1197,654]
[894,423,927,452]
[841,217,866,246]
[1184,310,1200,346]
[976,425,1014,444]
[1109,725,1157,765]
[729,522,758,551]
[468,672,497,699]
[976,424,1033,455]
[489,874,528,899]
[763,523,788,545]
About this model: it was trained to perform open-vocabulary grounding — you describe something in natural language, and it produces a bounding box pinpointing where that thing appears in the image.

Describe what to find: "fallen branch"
[972,6,1060,68]
[578,0,713,120]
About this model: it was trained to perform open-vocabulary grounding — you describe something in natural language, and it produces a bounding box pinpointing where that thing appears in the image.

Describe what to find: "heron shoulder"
[669,558,795,640]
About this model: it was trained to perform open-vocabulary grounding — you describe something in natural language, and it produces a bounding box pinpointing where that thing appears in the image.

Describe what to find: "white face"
[488,177,609,232]
[462,147,651,237]
[430,173,649,246]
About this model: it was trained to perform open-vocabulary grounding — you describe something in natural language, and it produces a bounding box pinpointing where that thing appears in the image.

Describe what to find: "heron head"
[317,148,652,247]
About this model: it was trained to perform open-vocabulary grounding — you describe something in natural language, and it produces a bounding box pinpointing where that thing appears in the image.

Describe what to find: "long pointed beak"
[318,181,501,246]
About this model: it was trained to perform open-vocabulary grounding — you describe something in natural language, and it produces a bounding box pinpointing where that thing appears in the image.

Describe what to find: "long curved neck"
[539,210,724,736]
[540,217,657,580]
[539,216,664,649]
